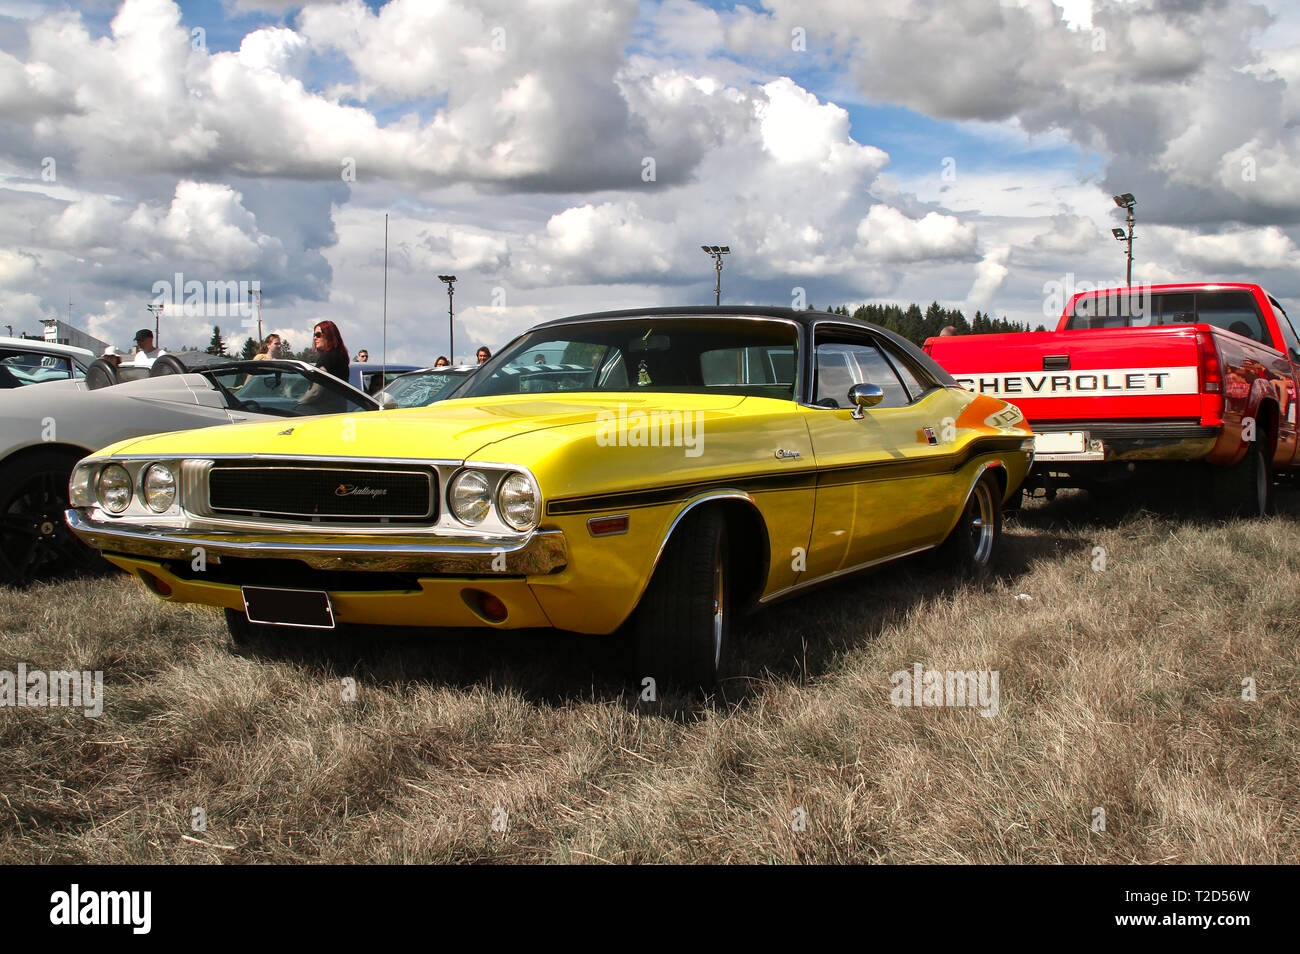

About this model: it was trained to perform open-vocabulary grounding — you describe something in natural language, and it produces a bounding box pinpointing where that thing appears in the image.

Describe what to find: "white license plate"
[1034,431,1087,455]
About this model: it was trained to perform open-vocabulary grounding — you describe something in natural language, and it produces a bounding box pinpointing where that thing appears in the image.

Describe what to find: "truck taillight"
[1196,330,1221,393]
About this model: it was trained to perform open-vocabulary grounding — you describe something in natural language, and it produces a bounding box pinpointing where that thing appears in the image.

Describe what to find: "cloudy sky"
[2,0,1300,364]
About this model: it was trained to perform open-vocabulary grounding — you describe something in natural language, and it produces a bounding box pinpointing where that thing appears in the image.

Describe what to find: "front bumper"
[65,509,568,576]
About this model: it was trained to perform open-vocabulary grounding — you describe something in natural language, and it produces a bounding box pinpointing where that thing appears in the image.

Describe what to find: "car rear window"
[1065,290,1267,343]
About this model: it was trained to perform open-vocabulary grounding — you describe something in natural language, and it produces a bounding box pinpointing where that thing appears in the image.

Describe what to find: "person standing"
[132,329,163,366]
[476,346,491,365]
[356,350,369,362]
[312,321,349,381]
[254,333,281,360]
[434,356,450,368]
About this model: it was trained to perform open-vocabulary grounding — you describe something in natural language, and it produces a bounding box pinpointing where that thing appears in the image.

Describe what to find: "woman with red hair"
[312,320,349,381]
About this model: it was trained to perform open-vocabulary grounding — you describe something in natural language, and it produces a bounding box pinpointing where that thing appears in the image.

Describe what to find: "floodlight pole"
[1123,203,1134,287]
[701,245,731,305]
[1113,193,1136,286]
[439,275,457,362]
[146,302,163,347]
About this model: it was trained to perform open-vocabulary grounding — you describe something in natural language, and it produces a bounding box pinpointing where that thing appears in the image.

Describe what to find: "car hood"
[91,392,749,461]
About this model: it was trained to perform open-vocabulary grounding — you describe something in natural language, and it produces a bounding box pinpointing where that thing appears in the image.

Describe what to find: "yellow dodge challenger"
[66,307,1033,689]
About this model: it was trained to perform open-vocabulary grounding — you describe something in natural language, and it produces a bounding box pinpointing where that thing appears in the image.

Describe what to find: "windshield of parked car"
[384,368,474,407]
[0,350,82,388]
[459,317,799,400]
[201,363,375,417]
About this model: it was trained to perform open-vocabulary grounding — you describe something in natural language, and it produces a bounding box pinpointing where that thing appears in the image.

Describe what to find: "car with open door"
[0,359,378,586]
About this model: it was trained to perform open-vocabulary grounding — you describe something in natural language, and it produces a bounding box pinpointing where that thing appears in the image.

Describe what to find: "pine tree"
[240,337,258,359]
[206,326,227,356]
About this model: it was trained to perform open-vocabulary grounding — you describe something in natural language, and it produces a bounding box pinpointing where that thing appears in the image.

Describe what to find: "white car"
[0,358,379,586]
[0,336,94,389]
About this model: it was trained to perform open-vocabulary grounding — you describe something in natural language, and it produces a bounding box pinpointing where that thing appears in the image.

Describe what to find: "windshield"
[385,369,474,407]
[459,316,799,400]
[202,363,375,417]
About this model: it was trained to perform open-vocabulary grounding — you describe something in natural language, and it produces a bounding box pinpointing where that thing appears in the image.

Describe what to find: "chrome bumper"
[65,510,568,575]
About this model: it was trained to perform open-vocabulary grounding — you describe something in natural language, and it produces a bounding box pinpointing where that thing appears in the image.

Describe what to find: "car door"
[799,326,962,579]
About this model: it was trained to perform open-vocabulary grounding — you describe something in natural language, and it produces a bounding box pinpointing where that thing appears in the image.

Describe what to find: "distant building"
[41,318,109,355]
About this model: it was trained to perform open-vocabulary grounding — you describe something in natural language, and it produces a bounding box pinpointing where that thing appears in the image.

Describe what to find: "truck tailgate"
[926,327,1203,424]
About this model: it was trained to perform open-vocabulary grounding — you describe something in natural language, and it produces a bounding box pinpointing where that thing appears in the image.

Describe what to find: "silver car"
[0,358,378,586]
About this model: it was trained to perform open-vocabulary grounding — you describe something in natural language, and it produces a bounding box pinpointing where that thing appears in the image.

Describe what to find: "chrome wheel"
[968,479,997,567]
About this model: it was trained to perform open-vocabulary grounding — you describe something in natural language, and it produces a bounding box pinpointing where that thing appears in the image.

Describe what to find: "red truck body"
[923,283,1300,513]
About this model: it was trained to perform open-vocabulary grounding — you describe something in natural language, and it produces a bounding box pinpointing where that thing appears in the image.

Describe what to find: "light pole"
[146,302,163,348]
[247,287,263,343]
[1112,193,1136,286]
[700,245,730,305]
[438,275,456,362]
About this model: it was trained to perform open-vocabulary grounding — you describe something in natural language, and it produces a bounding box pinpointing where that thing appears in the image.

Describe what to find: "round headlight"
[97,464,132,514]
[142,463,176,512]
[449,470,492,525]
[497,472,538,531]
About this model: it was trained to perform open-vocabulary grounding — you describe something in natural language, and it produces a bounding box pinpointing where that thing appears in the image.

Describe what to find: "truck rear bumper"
[1029,420,1217,462]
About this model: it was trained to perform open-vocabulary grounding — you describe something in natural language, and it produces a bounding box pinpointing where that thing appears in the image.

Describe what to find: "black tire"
[937,472,1002,577]
[1212,441,1272,517]
[149,354,189,376]
[84,358,120,390]
[0,449,105,586]
[630,507,731,693]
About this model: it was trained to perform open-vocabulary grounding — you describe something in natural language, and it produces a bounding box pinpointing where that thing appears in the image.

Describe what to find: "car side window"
[878,339,937,402]
[1269,298,1300,359]
[813,336,909,409]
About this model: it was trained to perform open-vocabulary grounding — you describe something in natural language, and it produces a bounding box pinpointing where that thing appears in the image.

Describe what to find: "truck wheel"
[1212,441,1273,517]
[0,449,104,587]
[937,472,1002,577]
[631,507,731,693]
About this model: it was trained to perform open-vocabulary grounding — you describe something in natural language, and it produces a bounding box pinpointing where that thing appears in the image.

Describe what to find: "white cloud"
[1171,225,1300,271]
[855,205,977,263]
[964,246,1010,312]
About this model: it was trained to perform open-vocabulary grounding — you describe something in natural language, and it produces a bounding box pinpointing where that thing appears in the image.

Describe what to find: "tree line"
[826,302,1044,346]
[187,326,315,361]
[192,301,1040,362]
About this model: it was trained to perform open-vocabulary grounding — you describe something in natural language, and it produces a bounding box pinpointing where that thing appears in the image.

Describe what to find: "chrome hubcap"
[969,483,995,565]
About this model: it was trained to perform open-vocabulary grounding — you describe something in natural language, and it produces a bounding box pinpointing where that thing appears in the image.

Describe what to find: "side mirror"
[848,383,884,419]
[377,392,398,410]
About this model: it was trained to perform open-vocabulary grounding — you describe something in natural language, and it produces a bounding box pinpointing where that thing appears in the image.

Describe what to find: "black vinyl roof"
[531,305,959,389]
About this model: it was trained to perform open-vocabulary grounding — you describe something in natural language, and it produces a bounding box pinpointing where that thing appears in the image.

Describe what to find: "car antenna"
[382,212,389,370]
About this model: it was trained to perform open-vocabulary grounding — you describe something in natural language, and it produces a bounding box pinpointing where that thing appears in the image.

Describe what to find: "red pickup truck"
[924,283,1300,515]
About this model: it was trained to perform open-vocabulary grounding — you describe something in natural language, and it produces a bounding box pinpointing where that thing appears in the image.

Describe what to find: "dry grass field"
[0,488,1296,864]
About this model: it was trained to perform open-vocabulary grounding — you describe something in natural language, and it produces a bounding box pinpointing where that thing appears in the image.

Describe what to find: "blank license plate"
[241,586,335,629]
[1034,431,1087,454]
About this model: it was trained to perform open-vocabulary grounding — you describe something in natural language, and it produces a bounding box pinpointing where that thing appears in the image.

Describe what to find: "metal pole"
[1126,206,1134,287]
[715,257,722,306]
[382,214,389,368]
[448,283,455,363]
